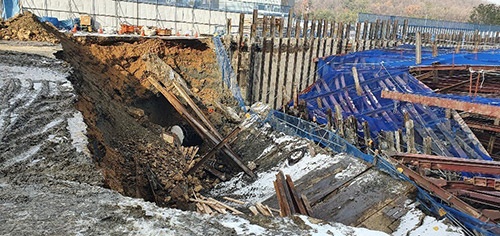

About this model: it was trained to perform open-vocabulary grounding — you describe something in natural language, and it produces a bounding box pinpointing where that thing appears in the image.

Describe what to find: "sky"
[488,0,500,4]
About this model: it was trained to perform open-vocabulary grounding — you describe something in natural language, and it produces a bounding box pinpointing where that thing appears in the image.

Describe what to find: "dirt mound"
[0,11,60,43]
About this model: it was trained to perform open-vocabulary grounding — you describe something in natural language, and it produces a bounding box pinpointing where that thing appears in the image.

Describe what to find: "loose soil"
[0,12,59,43]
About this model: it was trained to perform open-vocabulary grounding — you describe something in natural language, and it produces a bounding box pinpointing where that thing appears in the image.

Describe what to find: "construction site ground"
[0,13,464,235]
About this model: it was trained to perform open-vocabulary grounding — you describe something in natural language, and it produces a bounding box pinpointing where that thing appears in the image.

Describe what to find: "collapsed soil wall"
[59,36,238,209]
[1,12,240,209]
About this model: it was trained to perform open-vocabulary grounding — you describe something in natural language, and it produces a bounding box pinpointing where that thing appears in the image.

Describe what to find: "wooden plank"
[306,20,316,87]
[256,202,272,216]
[274,18,285,109]
[266,16,276,106]
[285,175,308,215]
[249,206,259,215]
[258,16,268,102]
[416,32,422,64]
[223,196,247,205]
[299,16,309,91]
[236,13,245,86]
[291,19,301,90]
[352,67,362,95]
[186,126,242,175]
[301,194,314,216]
[274,172,292,216]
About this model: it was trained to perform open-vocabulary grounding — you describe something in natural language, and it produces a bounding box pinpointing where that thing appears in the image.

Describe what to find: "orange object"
[71,24,77,33]
[175,30,180,36]
[98,28,103,34]
[140,29,145,36]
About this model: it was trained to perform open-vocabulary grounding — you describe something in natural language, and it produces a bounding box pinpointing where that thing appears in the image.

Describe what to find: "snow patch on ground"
[299,215,390,236]
[334,161,367,179]
[67,112,90,156]
[218,215,268,235]
[2,144,41,168]
[393,201,464,236]
[0,65,69,83]
[211,133,342,203]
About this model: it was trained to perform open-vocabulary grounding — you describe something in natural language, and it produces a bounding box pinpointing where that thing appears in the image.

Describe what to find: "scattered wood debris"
[181,146,199,171]
[274,171,313,217]
[190,194,244,215]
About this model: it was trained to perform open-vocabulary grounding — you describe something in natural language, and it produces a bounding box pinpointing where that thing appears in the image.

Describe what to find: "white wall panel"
[21,0,257,34]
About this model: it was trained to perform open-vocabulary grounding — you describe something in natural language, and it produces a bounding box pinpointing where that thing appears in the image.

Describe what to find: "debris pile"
[0,11,59,43]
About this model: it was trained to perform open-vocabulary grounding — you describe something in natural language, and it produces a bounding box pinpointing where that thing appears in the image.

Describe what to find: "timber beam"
[391,153,500,175]
[381,90,500,119]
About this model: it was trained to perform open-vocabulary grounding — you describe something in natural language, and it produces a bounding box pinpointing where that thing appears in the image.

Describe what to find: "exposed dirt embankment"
[1,12,238,210]
[60,38,236,209]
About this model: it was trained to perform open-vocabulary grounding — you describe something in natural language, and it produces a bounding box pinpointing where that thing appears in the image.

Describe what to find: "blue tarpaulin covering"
[1,0,20,19]
[297,45,500,165]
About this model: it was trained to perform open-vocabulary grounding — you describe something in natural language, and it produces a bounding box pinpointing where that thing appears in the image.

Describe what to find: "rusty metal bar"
[381,90,500,118]
[395,162,492,222]
[410,65,500,72]
[435,80,470,93]
[392,153,500,175]
[466,122,500,133]
[428,178,499,191]
[450,189,500,206]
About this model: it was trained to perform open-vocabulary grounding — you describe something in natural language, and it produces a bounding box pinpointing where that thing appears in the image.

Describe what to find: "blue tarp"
[297,45,499,165]
[1,0,20,19]
[39,17,60,28]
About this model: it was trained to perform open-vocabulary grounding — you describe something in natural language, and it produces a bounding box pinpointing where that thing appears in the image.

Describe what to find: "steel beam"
[381,90,500,119]
[410,65,500,72]
[428,178,499,191]
[450,189,500,206]
[392,153,500,175]
[466,122,500,133]
[394,163,492,222]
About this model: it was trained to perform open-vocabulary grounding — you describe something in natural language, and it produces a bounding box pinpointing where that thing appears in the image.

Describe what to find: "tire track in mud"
[0,52,94,181]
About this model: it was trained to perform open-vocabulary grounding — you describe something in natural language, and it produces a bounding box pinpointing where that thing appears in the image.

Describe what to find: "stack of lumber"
[274,171,313,217]
[248,202,277,216]
[190,195,244,215]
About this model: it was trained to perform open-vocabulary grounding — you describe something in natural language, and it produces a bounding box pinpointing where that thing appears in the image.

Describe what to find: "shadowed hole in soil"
[133,94,203,147]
